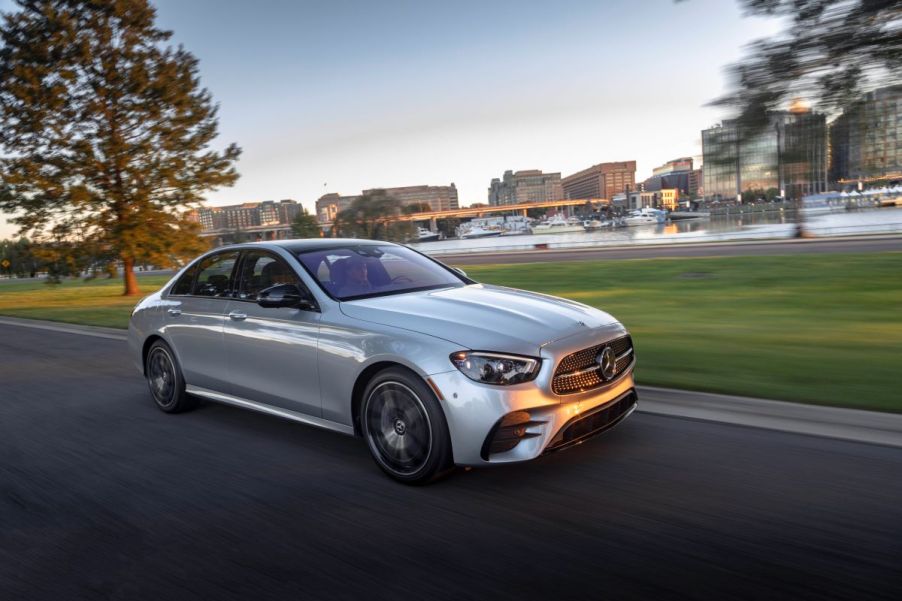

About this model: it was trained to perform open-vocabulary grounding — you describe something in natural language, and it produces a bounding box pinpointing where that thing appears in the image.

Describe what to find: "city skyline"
[0,0,784,238]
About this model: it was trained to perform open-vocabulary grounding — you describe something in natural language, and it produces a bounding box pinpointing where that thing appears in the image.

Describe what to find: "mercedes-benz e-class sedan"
[128,240,637,483]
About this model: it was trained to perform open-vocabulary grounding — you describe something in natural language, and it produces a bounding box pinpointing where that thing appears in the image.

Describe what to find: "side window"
[170,263,198,296]
[236,251,301,300]
[192,251,239,297]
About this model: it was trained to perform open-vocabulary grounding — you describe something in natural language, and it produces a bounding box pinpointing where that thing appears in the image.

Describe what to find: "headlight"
[449,351,541,385]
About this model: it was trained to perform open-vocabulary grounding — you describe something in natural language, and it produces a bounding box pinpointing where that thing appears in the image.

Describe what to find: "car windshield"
[296,244,465,301]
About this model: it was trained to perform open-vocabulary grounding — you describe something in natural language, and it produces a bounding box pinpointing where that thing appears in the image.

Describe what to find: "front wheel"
[361,367,453,484]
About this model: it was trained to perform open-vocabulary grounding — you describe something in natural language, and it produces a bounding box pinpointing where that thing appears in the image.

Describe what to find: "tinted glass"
[296,245,464,301]
[170,263,198,296]
[236,251,301,300]
[192,251,239,297]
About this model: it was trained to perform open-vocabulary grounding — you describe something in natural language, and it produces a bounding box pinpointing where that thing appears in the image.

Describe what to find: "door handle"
[167,308,182,317]
[228,311,247,321]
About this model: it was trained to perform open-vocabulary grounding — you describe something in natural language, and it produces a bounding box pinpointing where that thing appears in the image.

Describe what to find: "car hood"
[339,284,618,356]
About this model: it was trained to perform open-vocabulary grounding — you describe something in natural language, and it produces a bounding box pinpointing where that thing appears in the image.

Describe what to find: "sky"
[0,0,783,238]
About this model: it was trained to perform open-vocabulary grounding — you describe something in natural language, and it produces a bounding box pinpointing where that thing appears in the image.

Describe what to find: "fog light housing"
[480,411,543,459]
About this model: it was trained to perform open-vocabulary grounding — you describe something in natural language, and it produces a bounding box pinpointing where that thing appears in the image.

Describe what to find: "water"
[409,207,902,255]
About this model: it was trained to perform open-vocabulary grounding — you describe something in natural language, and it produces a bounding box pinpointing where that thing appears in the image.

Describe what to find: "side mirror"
[451,266,467,278]
[257,284,318,311]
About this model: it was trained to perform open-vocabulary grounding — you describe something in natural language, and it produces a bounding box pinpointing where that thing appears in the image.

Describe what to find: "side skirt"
[186,385,356,436]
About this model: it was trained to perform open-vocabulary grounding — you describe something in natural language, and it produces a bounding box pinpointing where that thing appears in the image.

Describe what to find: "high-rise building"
[702,110,828,202]
[829,85,902,184]
[488,170,563,205]
[561,161,636,200]
[362,184,459,212]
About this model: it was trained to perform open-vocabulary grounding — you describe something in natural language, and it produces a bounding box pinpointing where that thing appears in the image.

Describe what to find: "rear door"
[222,249,322,417]
[162,250,239,392]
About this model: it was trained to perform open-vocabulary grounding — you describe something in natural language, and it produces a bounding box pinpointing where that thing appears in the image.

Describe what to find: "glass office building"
[702,110,827,202]
[829,86,901,184]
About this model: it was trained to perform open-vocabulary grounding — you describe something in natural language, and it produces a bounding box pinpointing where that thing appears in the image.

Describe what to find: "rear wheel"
[361,367,452,484]
[145,340,196,413]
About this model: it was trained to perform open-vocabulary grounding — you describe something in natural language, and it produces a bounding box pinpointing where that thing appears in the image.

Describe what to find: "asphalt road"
[1,323,900,600]
[439,235,902,265]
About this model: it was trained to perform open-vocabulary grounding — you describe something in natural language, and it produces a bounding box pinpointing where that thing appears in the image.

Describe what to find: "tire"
[145,340,197,414]
[361,367,453,484]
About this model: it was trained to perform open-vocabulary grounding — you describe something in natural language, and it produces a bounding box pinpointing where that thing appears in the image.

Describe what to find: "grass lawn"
[0,252,900,411]
[0,275,170,328]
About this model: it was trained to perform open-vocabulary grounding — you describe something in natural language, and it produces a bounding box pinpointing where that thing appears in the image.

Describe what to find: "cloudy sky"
[0,0,782,238]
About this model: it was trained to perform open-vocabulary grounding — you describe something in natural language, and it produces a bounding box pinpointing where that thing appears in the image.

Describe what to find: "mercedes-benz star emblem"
[596,346,617,380]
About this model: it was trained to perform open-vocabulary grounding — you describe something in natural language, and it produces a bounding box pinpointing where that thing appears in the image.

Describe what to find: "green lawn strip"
[0,253,899,411]
[464,252,902,412]
[0,275,170,328]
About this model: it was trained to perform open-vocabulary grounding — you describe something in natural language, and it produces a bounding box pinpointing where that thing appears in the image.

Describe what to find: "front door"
[222,250,322,417]
[162,250,239,392]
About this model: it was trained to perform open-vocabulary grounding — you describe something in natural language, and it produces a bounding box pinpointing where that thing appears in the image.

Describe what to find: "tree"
[711,0,901,130]
[0,0,241,295]
[401,202,432,215]
[0,237,39,277]
[332,190,414,242]
[291,206,321,239]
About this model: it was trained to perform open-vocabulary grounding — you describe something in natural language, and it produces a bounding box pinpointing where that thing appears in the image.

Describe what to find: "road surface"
[1,323,900,600]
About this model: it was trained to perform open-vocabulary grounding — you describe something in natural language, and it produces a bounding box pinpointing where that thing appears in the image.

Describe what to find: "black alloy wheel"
[361,367,452,484]
[145,339,196,413]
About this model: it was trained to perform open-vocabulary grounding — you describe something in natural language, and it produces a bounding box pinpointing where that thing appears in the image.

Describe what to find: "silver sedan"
[128,240,637,483]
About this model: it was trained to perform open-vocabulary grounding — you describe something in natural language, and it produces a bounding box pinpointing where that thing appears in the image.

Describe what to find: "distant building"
[644,157,694,196]
[562,161,636,201]
[362,184,459,212]
[196,199,305,232]
[315,193,359,224]
[829,85,902,184]
[488,170,563,205]
[613,190,659,210]
[659,189,679,211]
[689,168,703,198]
[315,184,458,223]
[702,110,828,202]
[277,199,302,223]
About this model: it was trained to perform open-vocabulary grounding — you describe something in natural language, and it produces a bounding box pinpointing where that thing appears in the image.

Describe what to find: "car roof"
[218,239,395,254]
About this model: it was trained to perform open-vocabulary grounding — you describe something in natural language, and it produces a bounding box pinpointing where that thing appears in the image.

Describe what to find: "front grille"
[552,335,633,395]
[545,390,637,453]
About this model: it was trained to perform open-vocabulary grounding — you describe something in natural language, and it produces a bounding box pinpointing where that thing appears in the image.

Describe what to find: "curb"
[636,385,902,449]
[0,316,127,341]
[1,315,900,448]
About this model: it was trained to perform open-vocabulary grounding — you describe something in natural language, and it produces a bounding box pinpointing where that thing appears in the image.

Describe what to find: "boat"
[582,219,611,231]
[500,215,532,235]
[460,225,502,239]
[530,214,585,234]
[622,208,666,226]
[412,226,440,242]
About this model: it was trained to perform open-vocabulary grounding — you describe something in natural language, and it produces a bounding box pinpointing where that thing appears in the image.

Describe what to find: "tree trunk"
[122,256,139,296]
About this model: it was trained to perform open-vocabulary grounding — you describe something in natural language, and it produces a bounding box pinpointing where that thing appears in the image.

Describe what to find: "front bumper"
[429,366,637,466]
